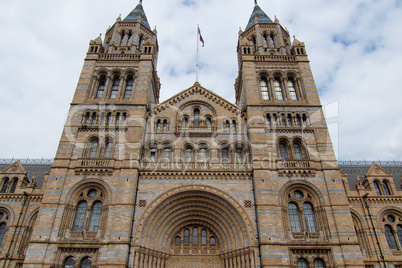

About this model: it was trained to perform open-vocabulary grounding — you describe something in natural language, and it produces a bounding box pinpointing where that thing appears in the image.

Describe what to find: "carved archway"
[134,185,258,268]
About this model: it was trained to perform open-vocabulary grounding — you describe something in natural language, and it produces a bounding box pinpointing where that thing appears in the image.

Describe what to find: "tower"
[23,2,160,267]
[235,2,364,267]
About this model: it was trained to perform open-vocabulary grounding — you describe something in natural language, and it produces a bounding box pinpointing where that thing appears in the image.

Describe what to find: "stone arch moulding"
[135,184,256,254]
[377,206,402,225]
[278,179,325,206]
[0,203,15,225]
[65,178,112,205]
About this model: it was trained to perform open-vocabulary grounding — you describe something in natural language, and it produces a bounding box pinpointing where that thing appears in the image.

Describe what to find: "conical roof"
[123,2,151,30]
[245,4,273,31]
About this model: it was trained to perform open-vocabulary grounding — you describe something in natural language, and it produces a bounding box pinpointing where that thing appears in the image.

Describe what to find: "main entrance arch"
[133,185,258,267]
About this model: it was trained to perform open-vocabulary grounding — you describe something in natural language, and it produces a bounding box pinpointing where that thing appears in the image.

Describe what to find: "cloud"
[0,0,401,161]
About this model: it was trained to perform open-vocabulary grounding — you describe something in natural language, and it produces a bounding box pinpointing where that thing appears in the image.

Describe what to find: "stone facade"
[0,2,401,268]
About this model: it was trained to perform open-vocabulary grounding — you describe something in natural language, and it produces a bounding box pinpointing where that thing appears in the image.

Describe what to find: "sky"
[0,0,401,161]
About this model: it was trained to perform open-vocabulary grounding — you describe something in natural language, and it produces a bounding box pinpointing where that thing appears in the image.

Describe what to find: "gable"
[0,161,27,175]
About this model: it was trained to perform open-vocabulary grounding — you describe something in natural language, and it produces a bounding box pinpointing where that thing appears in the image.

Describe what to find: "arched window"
[205,117,212,126]
[110,77,120,98]
[185,147,193,162]
[385,225,398,249]
[266,114,271,127]
[383,181,391,195]
[279,142,289,160]
[1,179,9,193]
[297,258,309,268]
[194,109,200,126]
[184,229,190,244]
[115,113,120,126]
[96,76,106,98]
[235,148,243,163]
[210,237,216,245]
[88,139,99,158]
[296,114,302,127]
[104,140,113,158]
[294,142,303,160]
[222,148,229,163]
[199,148,207,162]
[182,117,188,126]
[0,223,6,245]
[288,79,297,100]
[274,79,283,100]
[175,236,181,244]
[88,201,102,232]
[84,112,90,125]
[9,179,18,193]
[124,76,134,99]
[80,257,92,268]
[163,148,171,163]
[373,181,382,195]
[156,120,161,133]
[72,201,87,231]
[272,114,278,127]
[303,203,318,232]
[397,225,402,246]
[281,114,287,127]
[138,35,143,51]
[193,227,198,243]
[201,229,207,244]
[232,120,237,133]
[260,78,269,100]
[252,36,257,52]
[288,203,302,232]
[163,120,168,132]
[225,121,230,133]
[313,258,325,268]
[149,147,157,162]
[106,113,112,126]
[64,257,76,268]
[122,113,127,125]
[263,33,268,47]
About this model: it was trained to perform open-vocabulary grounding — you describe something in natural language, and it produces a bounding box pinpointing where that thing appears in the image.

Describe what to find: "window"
[260,78,269,100]
[314,258,325,268]
[210,237,216,245]
[96,76,106,98]
[222,148,229,163]
[163,148,171,163]
[303,203,318,232]
[232,120,237,133]
[235,148,243,163]
[296,114,302,127]
[0,179,9,193]
[274,79,283,100]
[182,117,188,126]
[163,120,168,132]
[72,201,87,231]
[104,140,113,158]
[88,201,102,231]
[294,142,303,160]
[373,181,381,195]
[150,148,157,162]
[194,109,200,126]
[288,203,302,232]
[115,113,120,126]
[110,77,120,98]
[184,229,190,244]
[279,142,289,160]
[124,77,134,99]
[205,117,212,126]
[287,114,293,127]
[297,258,309,268]
[201,229,207,244]
[106,113,112,126]
[385,225,398,249]
[9,179,18,193]
[397,225,402,246]
[193,228,198,243]
[266,114,271,127]
[199,148,207,162]
[288,79,297,100]
[0,223,6,245]
[383,181,391,195]
[156,120,161,133]
[281,114,287,127]
[272,114,277,127]
[64,257,76,268]
[80,257,92,268]
[226,121,230,133]
[185,147,193,162]
[88,139,99,158]
[175,236,181,244]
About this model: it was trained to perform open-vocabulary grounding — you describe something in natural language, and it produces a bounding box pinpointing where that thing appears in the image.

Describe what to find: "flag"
[198,27,204,47]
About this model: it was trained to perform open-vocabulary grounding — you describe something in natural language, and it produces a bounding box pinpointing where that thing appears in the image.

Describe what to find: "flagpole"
[196,24,199,83]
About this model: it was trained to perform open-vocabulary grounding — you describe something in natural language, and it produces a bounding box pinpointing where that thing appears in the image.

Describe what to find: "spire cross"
[139,0,143,4]
[254,0,258,5]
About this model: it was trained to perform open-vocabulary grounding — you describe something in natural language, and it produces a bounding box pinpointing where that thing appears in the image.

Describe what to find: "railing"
[140,162,251,172]
[79,159,112,167]
[75,158,115,175]
[0,158,54,165]
[254,55,296,62]
[98,54,140,61]
[175,126,217,137]
[338,160,402,166]
[277,160,311,169]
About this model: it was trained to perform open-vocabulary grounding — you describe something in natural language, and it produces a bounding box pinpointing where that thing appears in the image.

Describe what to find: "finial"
[140,0,143,4]
[254,0,258,5]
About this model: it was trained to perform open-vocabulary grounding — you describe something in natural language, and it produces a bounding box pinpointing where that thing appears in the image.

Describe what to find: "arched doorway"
[134,185,257,268]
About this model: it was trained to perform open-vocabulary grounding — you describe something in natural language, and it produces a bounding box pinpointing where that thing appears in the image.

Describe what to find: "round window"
[87,189,97,198]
